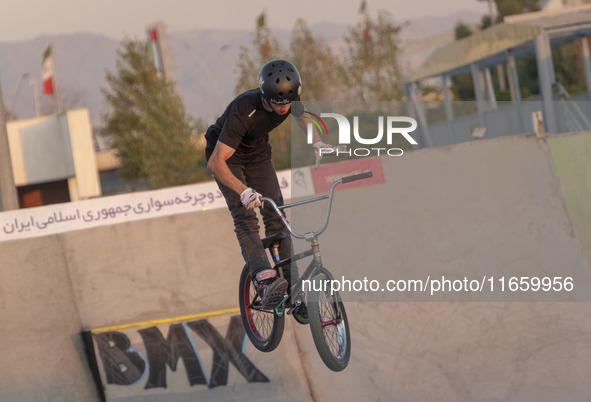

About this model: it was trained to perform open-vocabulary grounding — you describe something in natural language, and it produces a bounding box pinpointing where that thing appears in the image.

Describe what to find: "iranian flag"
[42,46,54,96]
[358,0,370,42]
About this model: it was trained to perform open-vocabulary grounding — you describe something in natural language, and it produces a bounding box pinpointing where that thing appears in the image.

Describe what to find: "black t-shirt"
[205,88,290,164]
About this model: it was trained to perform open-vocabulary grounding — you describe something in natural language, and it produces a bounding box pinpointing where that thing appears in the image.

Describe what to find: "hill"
[0,10,480,128]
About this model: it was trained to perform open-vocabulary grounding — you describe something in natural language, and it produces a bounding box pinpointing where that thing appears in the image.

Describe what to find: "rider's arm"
[294,113,322,144]
[293,109,346,169]
[207,141,248,195]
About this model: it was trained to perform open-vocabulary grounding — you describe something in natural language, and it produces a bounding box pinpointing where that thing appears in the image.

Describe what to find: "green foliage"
[494,0,540,17]
[516,55,539,97]
[451,73,475,101]
[233,6,407,169]
[102,38,207,190]
[289,19,345,101]
[451,22,475,101]
[553,41,585,90]
[341,9,405,101]
[451,0,545,102]
[235,7,405,103]
[455,22,473,40]
[480,15,493,30]
[234,11,288,96]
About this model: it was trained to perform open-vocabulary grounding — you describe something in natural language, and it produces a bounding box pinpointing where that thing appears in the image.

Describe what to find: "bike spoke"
[318,291,346,357]
[247,283,277,340]
[240,266,285,352]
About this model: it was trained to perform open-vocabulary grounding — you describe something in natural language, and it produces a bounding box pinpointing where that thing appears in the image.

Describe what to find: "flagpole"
[42,44,62,114]
[55,82,63,114]
[52,44,63,114]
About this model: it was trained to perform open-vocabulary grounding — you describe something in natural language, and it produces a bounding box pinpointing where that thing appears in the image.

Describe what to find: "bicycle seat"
[261,232,286,249]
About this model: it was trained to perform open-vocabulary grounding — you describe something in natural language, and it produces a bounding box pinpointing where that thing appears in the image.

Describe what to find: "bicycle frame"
[260,171,373,308]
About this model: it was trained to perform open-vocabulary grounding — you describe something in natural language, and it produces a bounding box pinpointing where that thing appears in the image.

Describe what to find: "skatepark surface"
[1,132,590,401]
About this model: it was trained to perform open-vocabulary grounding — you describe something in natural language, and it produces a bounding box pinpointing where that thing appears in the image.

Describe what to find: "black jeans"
[215,159,298,284]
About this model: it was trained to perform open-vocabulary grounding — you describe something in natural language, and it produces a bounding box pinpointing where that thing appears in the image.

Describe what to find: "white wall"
[66,109,101,199]
[7,114,75,185]
[7,109,101,200]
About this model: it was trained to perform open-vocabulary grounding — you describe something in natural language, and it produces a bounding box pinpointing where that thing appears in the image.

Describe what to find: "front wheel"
[307,267,351,371]
[239,265,284,352]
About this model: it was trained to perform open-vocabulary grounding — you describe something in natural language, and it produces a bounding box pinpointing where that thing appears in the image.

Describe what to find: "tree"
[233,6,407,168]
[341,8,405,101]
[494,0,540,17]
[552,42,586,94]
[455,22,473,40]
[234,12,287,96]
[102,38,206,190]
[451,22,476,101]
[289,19,345,101]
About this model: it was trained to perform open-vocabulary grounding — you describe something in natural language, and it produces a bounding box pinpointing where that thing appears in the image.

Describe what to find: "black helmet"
[258,60,301,104]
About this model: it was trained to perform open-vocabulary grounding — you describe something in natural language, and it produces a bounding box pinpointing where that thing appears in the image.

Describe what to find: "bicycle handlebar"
[341,171,373,184]
[261,171,373,240]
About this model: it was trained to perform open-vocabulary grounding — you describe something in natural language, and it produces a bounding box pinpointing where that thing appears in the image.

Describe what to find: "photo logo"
[302,111,328,137]
[305,112,418,157]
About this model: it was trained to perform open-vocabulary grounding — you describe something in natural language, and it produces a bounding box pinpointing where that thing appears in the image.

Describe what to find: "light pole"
[29,79,40,117]
[10,73,30,118]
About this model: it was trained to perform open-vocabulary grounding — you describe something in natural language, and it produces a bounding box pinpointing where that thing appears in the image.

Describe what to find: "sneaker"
[254,270,288,309]
[292,303,309,325]
[255,269,278,283]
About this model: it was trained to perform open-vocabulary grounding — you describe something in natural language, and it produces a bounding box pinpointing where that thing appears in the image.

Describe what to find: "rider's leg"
[232,209,268,277]
[244,160,300,289]
[215,163,268,274]
[215,162,287,308]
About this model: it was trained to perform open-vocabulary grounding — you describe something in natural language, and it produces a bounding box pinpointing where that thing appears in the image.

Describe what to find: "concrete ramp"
[298,133,591,303]
[294,302,591,401]
[1,132,590,401]
[89,312,313,402]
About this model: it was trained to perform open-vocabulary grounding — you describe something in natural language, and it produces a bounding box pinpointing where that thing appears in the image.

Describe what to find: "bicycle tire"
[307,267,351,371]
[239,264,285,352]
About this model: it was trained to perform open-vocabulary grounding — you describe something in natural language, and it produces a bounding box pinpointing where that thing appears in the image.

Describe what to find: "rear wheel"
[239,265,284,352]
[307,267,351,371]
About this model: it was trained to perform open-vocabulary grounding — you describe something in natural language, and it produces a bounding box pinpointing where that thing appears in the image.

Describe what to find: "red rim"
[244,274,267,342]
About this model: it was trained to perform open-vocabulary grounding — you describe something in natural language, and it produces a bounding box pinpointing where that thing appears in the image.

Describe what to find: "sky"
[0,0,490,42]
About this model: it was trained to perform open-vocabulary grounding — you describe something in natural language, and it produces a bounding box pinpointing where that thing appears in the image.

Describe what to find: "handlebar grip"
[341,171,373,184]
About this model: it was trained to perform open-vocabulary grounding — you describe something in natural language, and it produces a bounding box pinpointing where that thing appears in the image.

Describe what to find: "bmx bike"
[238,171,373,372]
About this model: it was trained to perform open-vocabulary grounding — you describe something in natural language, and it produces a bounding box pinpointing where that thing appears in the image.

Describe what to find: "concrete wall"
[1,132,590,401]
[0,235,98,401]
[66,109,101,200]
[8,114,75,185]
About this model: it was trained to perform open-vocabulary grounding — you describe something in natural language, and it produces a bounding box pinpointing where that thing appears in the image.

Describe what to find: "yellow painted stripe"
[90,307,241,334]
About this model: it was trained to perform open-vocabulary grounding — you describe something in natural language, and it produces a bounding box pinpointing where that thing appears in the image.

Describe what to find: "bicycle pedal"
[286,299,302,315]
[279,294,289,306]
[262,292,289,310]
[275,303,285,316]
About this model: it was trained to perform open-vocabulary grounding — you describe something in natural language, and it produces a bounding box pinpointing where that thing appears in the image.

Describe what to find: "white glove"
[313,141,347,169]
[240,187,262,210]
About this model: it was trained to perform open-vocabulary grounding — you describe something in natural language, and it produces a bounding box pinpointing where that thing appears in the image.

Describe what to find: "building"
[6,109,102,208]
